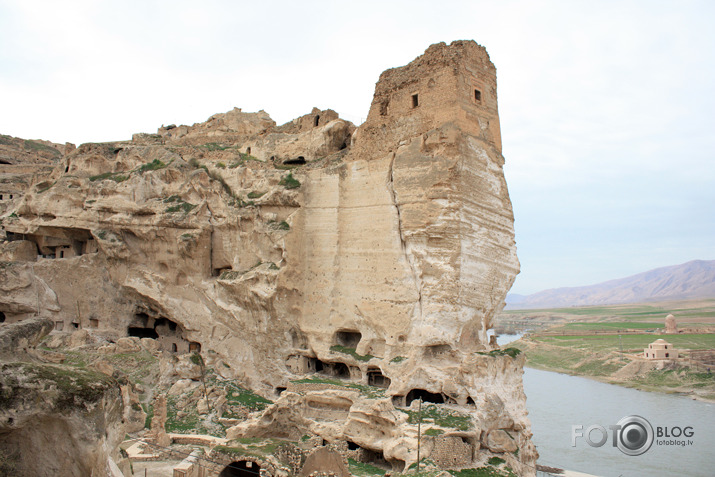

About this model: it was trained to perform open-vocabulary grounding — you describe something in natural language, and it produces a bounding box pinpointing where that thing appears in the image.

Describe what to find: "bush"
[138,159,167,173]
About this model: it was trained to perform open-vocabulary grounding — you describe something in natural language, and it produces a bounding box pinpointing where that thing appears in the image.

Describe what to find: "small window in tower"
[475,89,482,102]
[412,94,419,108]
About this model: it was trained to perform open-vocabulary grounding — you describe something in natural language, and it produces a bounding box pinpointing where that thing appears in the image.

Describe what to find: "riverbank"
[510,333,715,402]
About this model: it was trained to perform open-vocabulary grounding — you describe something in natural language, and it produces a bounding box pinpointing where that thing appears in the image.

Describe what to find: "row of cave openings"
[287,329,476,408]
[127,311,201,354]
[6,228,98,260]
[0,193,15,200]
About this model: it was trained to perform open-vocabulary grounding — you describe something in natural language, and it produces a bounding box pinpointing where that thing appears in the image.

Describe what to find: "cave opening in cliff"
[219,460,260,477]
[360,448,389,467]
[323,361,350,378]
[405,389,444,406]
[0,312,5,323]
[347,440,359,450]
[466,396,475,407]
[412,93,419,108]
[128,327,159,339]
[213,266,232,277]
[314,115,320,127]
[474,89,482,102]
[335,330,361,348]
[189,342,201,352]
[155,318,178,332]
[390,459,406,473]
[275,387,286,396]
[283,156,306,165]
[307,357,324,373]
[367,367,390,388]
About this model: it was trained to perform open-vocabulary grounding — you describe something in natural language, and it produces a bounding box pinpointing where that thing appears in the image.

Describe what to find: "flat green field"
[534,333,715,352]
[496,299,715,334]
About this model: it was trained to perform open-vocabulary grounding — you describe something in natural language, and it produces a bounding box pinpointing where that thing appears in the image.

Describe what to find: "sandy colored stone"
[0,40,536,475]
[484,429,518,453]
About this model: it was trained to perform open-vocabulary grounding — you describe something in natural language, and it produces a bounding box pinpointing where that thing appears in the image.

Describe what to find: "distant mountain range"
[506,260,715,309]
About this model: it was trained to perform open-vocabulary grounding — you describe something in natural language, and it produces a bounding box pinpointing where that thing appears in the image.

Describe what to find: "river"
[496,335,715,476]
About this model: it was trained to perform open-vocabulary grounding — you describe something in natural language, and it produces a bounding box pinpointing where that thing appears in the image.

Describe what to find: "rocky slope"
[506,259,715,309]
[0,40,535,475]
[0,318,127,475]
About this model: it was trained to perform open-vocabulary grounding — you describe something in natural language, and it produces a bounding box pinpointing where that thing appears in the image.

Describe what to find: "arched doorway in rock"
[219,460,261,477]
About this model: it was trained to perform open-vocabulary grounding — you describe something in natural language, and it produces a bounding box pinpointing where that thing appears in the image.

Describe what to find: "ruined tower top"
[361,40,502,153]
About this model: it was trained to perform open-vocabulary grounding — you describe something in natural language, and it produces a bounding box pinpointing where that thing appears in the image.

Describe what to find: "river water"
[497,333,715,477]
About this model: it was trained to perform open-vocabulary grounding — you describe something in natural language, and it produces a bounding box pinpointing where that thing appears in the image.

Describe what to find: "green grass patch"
[330,344,374,362]
[477,347,521,358]
[449,467,513,477]
[24,139,61,156]
[166,202,197,213]
[228,196,255,208]
[89,171,129,182]
[200,143,234,151]
[562,321,664,331]
[143,403,154,429]
[279,172,301,189]
[164,194,197,213]
[533,333,715,352]
[224,383,273,412]
[390,356,407,363]
[266,220,291,230]
[424,428,444,436]
[247,191,266,199]
[401,404,473,431]
[138,159,167,173]
[347,458,387,476]
[290,376,386,399]
[1,363,117,410]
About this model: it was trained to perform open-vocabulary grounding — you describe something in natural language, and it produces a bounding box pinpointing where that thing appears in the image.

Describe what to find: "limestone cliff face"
[0,40,534,473]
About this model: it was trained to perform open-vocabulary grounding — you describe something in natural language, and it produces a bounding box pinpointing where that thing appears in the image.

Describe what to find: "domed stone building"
[644,338,678,360]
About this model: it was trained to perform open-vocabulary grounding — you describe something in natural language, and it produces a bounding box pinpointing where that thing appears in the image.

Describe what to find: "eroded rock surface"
[0,40,535,474]
[0,319,125,475]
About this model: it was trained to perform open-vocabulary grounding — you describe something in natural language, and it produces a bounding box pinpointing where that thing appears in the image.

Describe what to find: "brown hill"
[507,260,715,309]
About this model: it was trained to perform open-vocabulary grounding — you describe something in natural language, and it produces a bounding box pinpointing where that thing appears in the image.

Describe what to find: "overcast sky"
[1,0,713,294]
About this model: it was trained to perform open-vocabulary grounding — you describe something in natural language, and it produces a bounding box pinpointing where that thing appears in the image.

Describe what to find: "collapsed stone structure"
[0,40,536,474]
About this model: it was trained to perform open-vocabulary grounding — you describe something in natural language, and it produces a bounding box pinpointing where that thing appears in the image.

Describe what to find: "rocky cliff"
[0,318,126,475]
[0,40,535,475]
